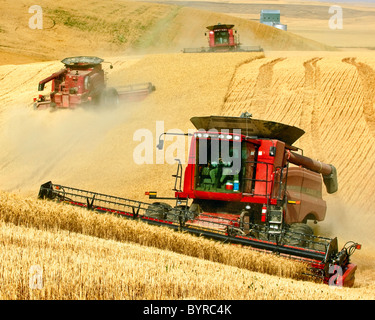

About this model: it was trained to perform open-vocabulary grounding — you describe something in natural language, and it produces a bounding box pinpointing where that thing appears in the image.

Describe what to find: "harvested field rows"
[222,55,375,233]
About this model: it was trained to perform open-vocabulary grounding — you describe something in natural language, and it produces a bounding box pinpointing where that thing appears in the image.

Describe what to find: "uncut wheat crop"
[2,191,375,300]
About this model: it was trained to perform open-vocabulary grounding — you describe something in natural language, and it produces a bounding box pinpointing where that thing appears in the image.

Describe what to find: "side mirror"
[157,139,164,150]
[38,83,45,91]
[156,132,192,150]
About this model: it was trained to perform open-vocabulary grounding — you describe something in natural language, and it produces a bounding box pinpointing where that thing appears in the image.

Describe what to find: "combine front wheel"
[99,87,119,107]
[145,202,172,219]
[284,223,314,248]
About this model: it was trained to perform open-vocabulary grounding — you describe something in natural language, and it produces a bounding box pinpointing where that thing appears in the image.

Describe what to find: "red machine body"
[37,114,360,287]
[176,134,327,225]
[34,56,155,110]
[149,114,358,286]
[183,23,263,53]
[206,24,237,51]
[174,115,332,226]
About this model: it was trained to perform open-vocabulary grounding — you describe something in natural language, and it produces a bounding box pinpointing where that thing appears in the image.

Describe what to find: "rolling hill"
[0,0,336,65]
[0,0,374,300]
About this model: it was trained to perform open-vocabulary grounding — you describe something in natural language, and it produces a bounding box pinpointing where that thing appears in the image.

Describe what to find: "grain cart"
[183,23,263,53]
[33,56,155,110]
[38,113,360,287]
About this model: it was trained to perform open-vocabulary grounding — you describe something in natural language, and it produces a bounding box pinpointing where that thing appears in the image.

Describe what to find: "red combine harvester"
[33,56,155,110]
[183,23,263,53]
[38,113,361,287]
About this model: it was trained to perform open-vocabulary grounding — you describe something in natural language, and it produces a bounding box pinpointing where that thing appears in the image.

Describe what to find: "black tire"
[189,202,201,216]
[284,223,314,248]
[145,202,172,219]
[166,205,188,222]
[99,87,119,107]
[250,225,269,241]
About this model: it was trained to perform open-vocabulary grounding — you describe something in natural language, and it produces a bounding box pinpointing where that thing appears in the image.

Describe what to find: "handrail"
[242,160,283,201]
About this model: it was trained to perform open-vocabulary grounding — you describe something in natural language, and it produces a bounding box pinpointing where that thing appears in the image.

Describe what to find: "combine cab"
[33,56,155,110]
[38,113,361,287]
[183,23,263,53]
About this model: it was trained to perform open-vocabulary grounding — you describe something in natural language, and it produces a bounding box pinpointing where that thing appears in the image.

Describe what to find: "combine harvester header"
[38,113,361,287]
[33,56,155,110]
[183,23,263,53]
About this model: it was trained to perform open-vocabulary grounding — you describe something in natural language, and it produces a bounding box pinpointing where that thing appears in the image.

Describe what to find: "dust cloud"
[310,195,375,283]
[0,103,134,195]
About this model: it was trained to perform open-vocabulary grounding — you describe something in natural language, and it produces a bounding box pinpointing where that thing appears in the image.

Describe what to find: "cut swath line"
[342,57,375,138]
[222,57,285,117]
[300,57,322,158]
[221,54,265,115]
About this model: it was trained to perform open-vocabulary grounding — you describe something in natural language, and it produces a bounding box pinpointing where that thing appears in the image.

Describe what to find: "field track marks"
[221,55,265,116]
[300,57,323,157]
[253,58,286,118]
[221,57,285,117]
[342,57,375,138]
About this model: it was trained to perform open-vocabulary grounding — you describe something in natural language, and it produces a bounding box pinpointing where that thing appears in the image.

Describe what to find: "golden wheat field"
[0,0,375,301]
[2,190,375,300]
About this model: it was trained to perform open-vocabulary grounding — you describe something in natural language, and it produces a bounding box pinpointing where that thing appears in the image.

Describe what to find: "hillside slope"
[221,52,375,246]
[1,51,374,287]
[0,0,335,65]
[0,52,263,197]
[0,0,374,300]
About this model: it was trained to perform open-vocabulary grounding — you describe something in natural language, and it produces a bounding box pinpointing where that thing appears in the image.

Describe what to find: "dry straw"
[1,191,375,300]
[2,220,363,300]
[0,191,309,280]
